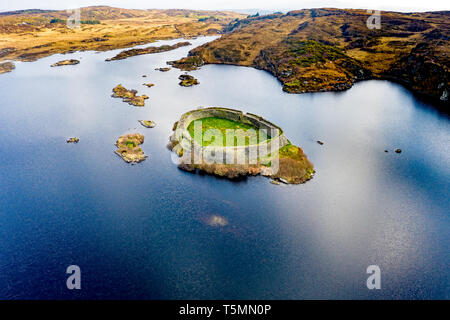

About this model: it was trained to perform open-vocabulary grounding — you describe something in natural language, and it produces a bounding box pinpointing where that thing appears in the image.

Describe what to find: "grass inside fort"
[187,117,269,147]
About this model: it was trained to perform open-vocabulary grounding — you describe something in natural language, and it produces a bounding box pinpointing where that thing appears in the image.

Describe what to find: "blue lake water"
[0,36,449,299]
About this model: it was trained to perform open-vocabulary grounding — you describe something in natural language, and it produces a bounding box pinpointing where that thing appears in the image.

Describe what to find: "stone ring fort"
[168,107,315,184]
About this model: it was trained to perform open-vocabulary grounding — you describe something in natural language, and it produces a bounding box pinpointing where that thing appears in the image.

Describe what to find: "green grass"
[125,140,136,148]
[187,117,268,147]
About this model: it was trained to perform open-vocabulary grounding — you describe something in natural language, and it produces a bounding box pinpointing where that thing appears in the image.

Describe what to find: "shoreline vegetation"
[105,41,191,61]
[174,8,449,104]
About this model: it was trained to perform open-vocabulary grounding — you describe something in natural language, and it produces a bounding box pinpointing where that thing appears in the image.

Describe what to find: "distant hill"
[0,9,56,16]
[186,8,449,103]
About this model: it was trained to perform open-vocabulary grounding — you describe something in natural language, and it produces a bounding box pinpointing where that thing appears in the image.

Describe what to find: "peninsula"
[105,41,191,61]
[172,9,449,103]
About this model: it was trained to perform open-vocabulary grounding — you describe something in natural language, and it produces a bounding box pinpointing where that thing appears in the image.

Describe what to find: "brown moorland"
[178,9,449,103]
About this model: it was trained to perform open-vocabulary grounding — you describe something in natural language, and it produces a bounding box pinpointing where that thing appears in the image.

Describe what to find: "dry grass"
[0,6,245,62]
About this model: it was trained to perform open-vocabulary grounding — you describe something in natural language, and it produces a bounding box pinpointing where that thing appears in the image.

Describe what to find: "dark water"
[0,37,448,299]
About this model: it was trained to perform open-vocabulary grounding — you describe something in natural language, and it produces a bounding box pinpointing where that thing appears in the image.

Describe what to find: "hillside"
[181,9,449,104]
[0,6,245,64]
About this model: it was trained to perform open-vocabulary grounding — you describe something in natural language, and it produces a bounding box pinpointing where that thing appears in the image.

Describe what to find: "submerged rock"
[112,84,148,107]
[115,133,147,163]
[51,59,80,67]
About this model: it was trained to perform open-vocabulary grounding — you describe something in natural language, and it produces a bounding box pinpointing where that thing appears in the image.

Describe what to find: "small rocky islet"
[115,133,147,163]
[66,137,80,143]
[51,59,80,67]
[155,67,171,72]
[139,120,156,128]
[112,84,148,107]
[178,74,199,87]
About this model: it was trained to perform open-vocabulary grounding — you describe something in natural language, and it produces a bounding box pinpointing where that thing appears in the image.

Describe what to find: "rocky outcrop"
[112,84,148,107]
[115,133,147,163]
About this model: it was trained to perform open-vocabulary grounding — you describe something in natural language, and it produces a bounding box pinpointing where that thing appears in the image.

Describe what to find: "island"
[168,107,315,184]
[105,41,191,61]
[155,67,171,72]
[0,62,15,74]
[178,74,199,87]
[143,83,155,88]
[51,59,80,67]
[112,84,148,107]
[115,133,147,163]
[139,120,156,128]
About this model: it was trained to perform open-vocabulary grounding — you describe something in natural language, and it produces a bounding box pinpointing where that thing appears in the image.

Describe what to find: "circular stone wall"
[170,107,289,164]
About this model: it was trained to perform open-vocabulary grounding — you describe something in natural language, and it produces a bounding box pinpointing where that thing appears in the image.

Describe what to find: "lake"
[0,36,448,299]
